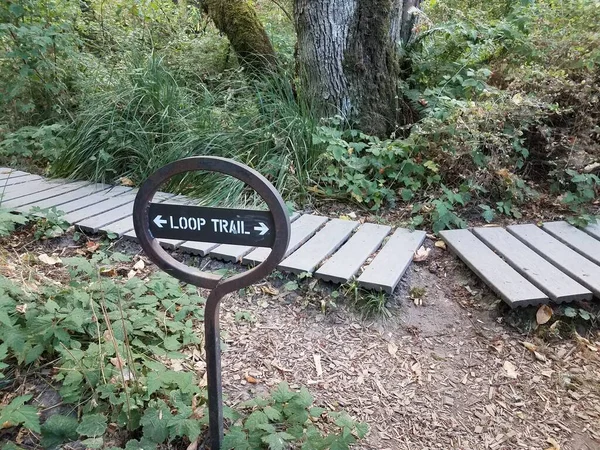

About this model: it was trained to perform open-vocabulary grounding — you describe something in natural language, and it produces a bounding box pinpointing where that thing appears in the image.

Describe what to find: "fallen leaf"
[521,341,538,352]
[413,246,431,262]
[545,437,560,450]
[434,240,447,250]
[245,374,258,384]
[110,357,124,369]
[536,304,553,325]
[502,361,518,379]
[16,304,27,314]
[534,351,547,362]
[388,342,398,356]
[261,285,279,296]
[38,253,62,265]
[133,259,145,271]
[127,270,137,279]
[85,241,100,253]
[118,177,135,186]
[348,212,357,219]
[100,267,117,277]
[186,439,199,450]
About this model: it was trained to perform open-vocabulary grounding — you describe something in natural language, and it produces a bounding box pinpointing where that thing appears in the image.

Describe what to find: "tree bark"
[202,0,277,73]
[294,0,420,136]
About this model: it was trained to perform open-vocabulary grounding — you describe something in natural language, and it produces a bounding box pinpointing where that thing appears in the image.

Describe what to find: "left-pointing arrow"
[154,215,168,228]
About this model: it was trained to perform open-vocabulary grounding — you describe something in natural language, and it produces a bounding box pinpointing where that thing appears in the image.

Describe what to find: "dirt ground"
[2,230,600,450]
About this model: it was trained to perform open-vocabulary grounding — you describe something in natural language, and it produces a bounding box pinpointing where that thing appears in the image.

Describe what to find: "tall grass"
[52,56,321,207]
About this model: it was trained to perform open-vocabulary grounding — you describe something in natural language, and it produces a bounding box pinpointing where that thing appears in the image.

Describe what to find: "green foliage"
[223,382,367,450]
[0,395,41,434]
[40,414,79,449]
[30,206,69,239]
[0,208,29,236]
[0,124,65,165]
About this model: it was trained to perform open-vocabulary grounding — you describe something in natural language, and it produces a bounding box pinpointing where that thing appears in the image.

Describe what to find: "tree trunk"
[202,0,277,73]
[294,0,420,137]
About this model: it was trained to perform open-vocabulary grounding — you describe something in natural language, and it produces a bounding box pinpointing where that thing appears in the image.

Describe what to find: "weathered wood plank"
[47,186,132,214]
[584,222,600,241]
[62,191,137,224]
[507,224,600,298]
[542,221,600,266]
[441,229,548,307]
[473,227,591,303]
[358,228,427,294]
[0,170,30,180]
[208,212,302,263]
[0,174,41,186]
[0,179,65,202]
[1,181,91,210]
[278,219,359,274]
[16,183,112,213]
[77,192,175,233]
[242,214,328,265]
[314,223,391,284]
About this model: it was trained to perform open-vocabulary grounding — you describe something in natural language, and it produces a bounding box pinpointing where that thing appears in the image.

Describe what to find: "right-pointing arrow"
[153,215,168,228]
[253,222,269,236]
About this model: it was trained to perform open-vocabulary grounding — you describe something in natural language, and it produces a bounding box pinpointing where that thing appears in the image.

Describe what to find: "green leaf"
[271,382,294,403]
[262,432,295,450]
[263,406,282,421]
[222,426,250,450]
[76,414,107,437]
[0,395,40,433]
[9,4,25,17]
[169,416,201,441]
[140,404,171,443]
[81,437,103,449]
[41,415,79,449]
[579,309,592,321]
[564,307,578,318]
[244,410,269,432]
[355,422,369,438]
[308,407,325,417]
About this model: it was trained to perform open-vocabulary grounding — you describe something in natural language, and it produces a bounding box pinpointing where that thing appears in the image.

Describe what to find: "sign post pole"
[132,157,290,449]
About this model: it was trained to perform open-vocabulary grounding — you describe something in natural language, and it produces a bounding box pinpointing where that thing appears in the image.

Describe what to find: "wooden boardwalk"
[442,222,600,308]
[0,168,426,293]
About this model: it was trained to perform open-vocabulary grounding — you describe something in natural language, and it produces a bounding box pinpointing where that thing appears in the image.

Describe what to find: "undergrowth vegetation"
[0,0,598,227]
[0,250,366,449]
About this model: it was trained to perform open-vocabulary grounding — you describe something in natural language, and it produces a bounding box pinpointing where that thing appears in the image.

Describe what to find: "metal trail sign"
[148,203,275,247]
[133,157,290,450]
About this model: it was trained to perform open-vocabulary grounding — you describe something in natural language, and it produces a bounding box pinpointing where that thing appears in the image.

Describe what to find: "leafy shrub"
[0,208,29,236]
[0,124,65,166]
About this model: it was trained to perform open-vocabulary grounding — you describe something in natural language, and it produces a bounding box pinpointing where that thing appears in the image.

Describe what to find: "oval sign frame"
[132,156,291,293]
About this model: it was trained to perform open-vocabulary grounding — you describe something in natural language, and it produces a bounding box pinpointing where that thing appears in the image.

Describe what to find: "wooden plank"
[0,181,91,210]
[46,186,132,215]
[0,170,30,180]
[358,228,427,294]
[16,183,112,213]
[507,224,600,298]
[473,227,591,303]
[542,221,600,266]
[77,192,175,233]
[242,214,328,265]
[584,222,600,241]
[209,212,303,263]
[100,192,179,237]
[315,223,391,284]
[62,191,137,224]
[441,229,548,307]
[0,174,42,186]
[0,179,65,202]
[278,219,359,274]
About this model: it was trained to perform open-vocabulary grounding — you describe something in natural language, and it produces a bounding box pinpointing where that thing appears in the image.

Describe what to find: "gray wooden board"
[16,183,112,213]
[440,229,548,307]
[358,228,427,294]
[472,227,592,303]
[46,186,132,215]
[101,192,179,237]
[278,219,359,274]
[585,222,600,241]
[62,191,137,224]
[77,192,174,233]
[242,214,328,265]
[0,174,42,187]
[541,221,600,266]
[0,179,66,202]
[507,224,600,298]
[0,170,30,180]
[209,212,303,263]
[0,181,91,209]
[314,223,392,284]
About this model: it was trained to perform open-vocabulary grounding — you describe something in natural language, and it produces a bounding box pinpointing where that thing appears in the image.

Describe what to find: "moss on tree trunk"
[203,0,277,73]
